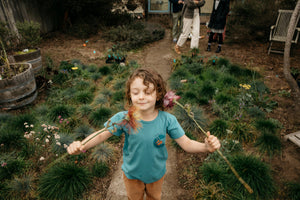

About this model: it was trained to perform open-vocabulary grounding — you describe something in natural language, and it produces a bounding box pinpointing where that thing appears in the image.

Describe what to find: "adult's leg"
[172,12,180,40]
[145,175,165,200]
[123,173,145,200]
[190,10,200,49]
[177,18,192,47]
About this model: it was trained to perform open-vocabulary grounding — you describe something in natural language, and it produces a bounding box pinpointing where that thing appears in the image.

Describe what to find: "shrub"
[227,154,276,199]
[91,143,114,163]
[89,107,112,127]
[16,20,41,49]
[92,161,110,178]
[227,0,278,42]
[209,119,229,138]
[38,163,91,200]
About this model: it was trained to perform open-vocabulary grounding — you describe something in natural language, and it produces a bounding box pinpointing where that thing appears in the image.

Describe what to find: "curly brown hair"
[125,68,167,111]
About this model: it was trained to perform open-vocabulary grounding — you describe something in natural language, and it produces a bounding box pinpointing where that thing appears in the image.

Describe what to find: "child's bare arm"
[67,129,113,155]
[175,131,220,153]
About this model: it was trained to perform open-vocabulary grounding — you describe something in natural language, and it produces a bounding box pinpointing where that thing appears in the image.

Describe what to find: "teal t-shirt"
[105,110,185,183]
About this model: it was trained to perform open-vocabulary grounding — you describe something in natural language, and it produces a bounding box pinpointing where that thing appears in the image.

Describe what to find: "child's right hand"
[67,141,84,155]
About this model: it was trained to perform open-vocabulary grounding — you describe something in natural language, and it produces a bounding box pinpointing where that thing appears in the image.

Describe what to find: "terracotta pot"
[0,63,37,109]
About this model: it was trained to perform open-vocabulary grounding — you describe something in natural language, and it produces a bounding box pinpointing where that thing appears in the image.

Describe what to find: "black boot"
[216,46,221,53]
[206,45,211,52]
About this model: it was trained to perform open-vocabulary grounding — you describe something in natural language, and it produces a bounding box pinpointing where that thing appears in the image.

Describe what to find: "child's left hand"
[205,131,221,152]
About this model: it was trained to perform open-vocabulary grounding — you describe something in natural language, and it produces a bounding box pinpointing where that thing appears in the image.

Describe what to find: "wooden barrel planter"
[13,48,42,75]
[0,63,37,110]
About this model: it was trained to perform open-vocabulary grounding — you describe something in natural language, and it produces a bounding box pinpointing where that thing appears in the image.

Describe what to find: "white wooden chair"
[268,9,300,54]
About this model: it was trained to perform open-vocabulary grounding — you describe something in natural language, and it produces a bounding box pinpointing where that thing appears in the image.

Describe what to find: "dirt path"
[106,30,187,200]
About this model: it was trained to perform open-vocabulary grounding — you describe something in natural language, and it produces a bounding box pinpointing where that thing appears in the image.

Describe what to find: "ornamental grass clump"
[78,104,93,117]
[74,124,95,139]
[255,132,282,158]
[98,65,112,75]
[93,94,109,106]
[74,90,94,104]
[92,161,110,178]
[47,104,75,122]
[111,90,125,103]
[91,143,114,163]
[0,128,25,150]
[230,121,256,143]
[193,180,228,200]
[200,162,228,184]
[199,81,216,99]
[227,154,276,199]
[285,181,300,200]
[254,118,281,134]
[89,107,113,127]
[51,133,74,155]
[7,175,33,199]
[0,154,26,180]
[10,113,36,132]
[75,80,91,91]
[38,163,92,200]
[209,119,229,139]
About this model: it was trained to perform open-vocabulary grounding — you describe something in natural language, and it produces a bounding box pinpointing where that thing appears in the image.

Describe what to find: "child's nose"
[138,92,145,99]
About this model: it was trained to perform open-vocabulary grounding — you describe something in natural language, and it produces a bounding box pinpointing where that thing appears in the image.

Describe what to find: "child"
[206,0,230,53]
[67,67,221,200]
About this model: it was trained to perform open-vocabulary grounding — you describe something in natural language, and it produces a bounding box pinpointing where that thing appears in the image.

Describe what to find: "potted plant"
[13,20,42,74]
[0,40,37,110]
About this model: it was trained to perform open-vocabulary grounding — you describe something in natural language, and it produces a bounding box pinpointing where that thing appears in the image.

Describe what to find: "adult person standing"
[174,0,206,54]
[206,0,230,53]
[170,0,184,43]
